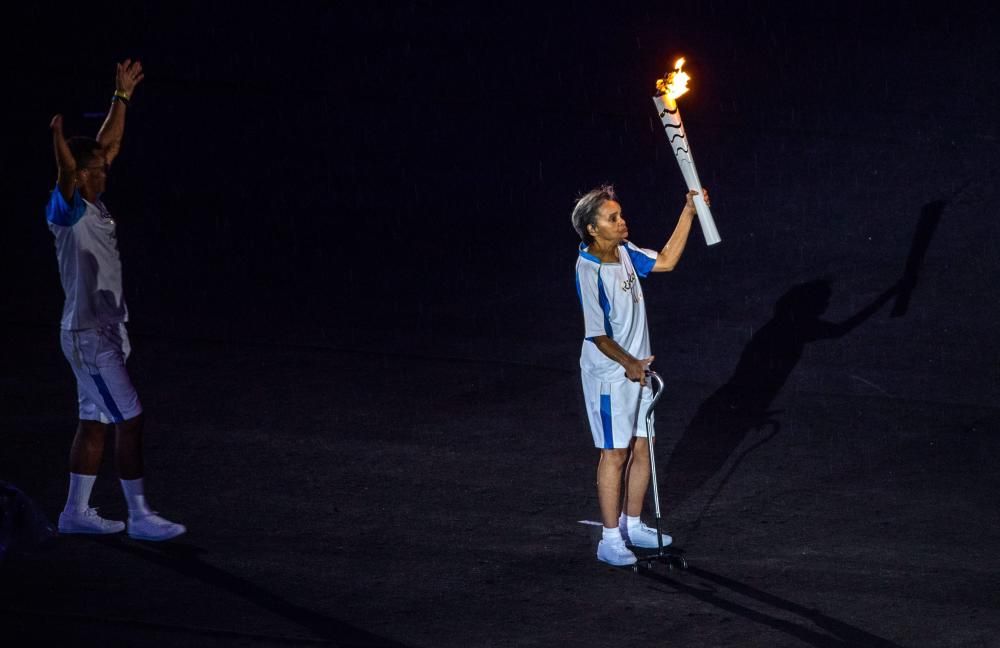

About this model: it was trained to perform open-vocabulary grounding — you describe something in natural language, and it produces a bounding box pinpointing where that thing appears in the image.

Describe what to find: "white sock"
[618,512,642,528]
[120,478,153,517]
[65,473,96,513]
[602,527,623,542]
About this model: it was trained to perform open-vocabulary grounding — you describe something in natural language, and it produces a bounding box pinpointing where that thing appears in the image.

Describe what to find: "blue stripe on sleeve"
[597,271,613,338]
[46,188,86,227]
[623,242,656,278]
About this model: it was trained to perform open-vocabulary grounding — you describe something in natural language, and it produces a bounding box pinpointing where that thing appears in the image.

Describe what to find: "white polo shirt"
[46,188,128,331]
[575,240,657,381]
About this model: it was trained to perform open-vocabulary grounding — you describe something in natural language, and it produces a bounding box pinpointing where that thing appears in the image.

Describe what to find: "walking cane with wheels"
[633,370,688,571]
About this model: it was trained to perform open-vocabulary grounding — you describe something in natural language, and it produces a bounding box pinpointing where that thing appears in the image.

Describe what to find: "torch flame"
[655,57,691,106]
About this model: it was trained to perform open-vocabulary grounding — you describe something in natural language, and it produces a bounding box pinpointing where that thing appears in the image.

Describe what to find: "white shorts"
[60,323,142,424]
[581,371,655,449]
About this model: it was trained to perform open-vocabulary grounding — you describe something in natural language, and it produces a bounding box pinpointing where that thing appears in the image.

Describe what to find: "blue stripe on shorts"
[91,373,126,423]
[600,393,613,449]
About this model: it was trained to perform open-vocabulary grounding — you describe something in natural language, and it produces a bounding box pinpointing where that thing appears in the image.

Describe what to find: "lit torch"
[653,58,721,246]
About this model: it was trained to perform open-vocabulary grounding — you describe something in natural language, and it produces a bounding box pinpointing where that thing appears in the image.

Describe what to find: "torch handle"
[693,193,721,246]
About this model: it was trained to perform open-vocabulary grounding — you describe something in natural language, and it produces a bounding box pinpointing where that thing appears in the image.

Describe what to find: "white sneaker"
[58,508,125,535]
[597,539,637,566]
[127,512,186,541]
[621,521,673,549]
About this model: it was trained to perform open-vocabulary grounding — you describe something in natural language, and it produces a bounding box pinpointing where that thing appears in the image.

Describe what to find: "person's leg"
[59,327,127,534]
[610,379,650,520]
[596,448,637,565]
[64,419,109,513]
[114,414,186,541]
[69,419,110,476]
[115,413,144,480]
[622,436,651,518]
[618,385,673,548]
[597,449,629,528]
[59,418,126,534]
[62,329,112,505]
[584,373,637,565]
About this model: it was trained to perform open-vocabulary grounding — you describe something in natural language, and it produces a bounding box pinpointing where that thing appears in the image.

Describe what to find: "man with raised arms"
[47,60,185,541]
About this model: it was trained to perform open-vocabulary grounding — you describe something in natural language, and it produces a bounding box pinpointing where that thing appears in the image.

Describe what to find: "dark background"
[2,1,999,646]
[5,1,995,366]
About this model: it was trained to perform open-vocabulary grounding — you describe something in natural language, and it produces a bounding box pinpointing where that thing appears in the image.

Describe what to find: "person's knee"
[115,413,145,436]
[631,437,652,457]
[601,448,629,467]
[78,419,110,439]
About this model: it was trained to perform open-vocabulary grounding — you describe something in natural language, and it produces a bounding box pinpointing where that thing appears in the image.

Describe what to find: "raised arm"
[50,114,77,202]
[97,59,144,166]
[652,188,709,272]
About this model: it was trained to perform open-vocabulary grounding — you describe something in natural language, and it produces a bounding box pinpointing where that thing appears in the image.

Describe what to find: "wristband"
[112,93,130,107]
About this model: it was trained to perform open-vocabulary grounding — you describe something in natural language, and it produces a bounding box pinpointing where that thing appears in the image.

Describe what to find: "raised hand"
[684,188,711,212]
[115,59,144,97]
[99,60,142,165]
[684,190,697,212]
[50,114,64,133]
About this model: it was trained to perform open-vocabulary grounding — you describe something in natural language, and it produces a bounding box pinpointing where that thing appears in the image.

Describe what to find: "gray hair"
[571,184,616,244]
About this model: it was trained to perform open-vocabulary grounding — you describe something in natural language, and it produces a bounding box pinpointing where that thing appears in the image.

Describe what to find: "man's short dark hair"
[66,136,102,169]
[571,184,616,244]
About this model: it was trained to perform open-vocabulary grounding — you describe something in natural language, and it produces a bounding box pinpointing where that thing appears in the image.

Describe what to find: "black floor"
[2,320,998,646]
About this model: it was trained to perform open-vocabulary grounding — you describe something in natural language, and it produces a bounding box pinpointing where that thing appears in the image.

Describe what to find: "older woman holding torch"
[572,186,709,566]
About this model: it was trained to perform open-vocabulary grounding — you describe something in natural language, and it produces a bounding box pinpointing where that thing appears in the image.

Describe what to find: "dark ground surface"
[2,2,1000,646]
